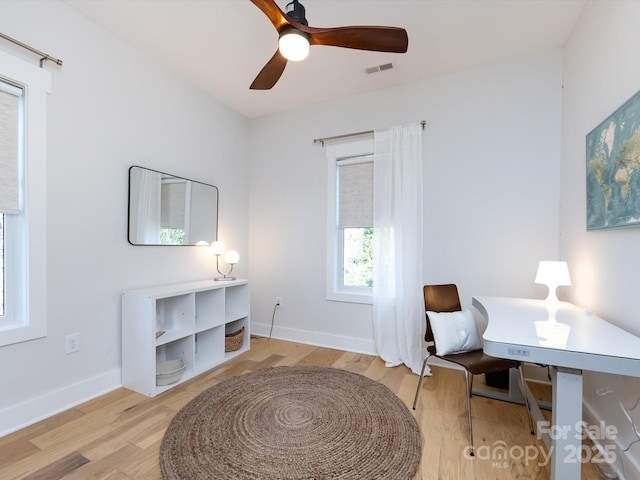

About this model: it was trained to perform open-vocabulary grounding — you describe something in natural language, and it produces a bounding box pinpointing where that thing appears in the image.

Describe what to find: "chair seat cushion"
[427,309,483,356]
[429,347,519,375]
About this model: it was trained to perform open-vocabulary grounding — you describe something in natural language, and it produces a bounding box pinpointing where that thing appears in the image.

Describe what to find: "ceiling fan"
[249,0,409,90]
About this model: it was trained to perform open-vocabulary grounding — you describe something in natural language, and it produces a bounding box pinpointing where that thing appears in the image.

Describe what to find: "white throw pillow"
[427,309,483,356]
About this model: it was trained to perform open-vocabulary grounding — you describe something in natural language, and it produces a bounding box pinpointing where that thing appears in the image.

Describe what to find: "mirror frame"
[127,165,219,246]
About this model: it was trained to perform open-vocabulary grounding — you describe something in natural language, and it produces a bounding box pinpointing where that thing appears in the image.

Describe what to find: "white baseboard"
[0,368,121,438]
[251,323,377,356]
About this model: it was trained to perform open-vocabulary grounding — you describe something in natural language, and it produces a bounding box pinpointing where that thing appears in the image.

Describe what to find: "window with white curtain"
[326,137,374,304]
[0,50,50,346]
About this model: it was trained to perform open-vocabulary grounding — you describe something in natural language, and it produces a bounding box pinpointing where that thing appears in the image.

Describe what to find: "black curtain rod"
[313,120,426,146]
[0,32,63,68]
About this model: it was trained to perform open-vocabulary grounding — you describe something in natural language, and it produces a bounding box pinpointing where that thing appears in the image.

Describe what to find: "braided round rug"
[160,366,422,479]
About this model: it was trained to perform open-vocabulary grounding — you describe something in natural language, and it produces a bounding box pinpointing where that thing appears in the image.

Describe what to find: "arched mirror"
[128,166,218,246]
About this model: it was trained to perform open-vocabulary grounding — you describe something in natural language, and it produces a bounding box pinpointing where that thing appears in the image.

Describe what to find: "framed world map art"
[586,89,640,230]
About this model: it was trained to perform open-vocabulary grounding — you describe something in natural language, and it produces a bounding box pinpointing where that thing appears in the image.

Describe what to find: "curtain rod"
[0,32,63,68]
[313,120,426,146]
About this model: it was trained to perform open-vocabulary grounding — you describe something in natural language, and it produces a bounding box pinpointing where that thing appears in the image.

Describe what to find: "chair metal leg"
[464,369,474,456]
[518,365,535,435]
[412,356,429,410]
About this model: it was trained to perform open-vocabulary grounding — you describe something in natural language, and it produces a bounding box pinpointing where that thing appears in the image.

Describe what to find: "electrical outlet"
[65,333,80,354]
[275,296,283,308]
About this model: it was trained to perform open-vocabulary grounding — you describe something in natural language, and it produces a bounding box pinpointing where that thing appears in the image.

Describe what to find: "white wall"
[0,1,249,435]
[248,51,563,352]
[561,1,640,477]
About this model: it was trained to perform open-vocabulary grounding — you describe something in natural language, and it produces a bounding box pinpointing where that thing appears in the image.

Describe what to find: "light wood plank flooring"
[0,338,602,479]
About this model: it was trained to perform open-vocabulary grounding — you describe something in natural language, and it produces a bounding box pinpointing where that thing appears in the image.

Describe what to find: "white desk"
[472,296,640,480]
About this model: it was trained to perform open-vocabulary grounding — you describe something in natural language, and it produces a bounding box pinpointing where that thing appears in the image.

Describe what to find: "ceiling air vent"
[365,62,394,75]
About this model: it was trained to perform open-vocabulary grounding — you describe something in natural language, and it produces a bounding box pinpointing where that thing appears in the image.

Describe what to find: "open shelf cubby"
[195,288,225,332]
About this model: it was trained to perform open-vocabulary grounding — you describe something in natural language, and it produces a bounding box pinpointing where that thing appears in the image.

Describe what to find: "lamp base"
[214,276,236,281]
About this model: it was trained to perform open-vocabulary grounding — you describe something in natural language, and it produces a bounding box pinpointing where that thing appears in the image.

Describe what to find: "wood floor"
[0,337,602,480]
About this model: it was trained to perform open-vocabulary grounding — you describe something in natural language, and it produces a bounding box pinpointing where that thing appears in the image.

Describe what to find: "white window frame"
[326,137,374,304]
[0,50,50,346]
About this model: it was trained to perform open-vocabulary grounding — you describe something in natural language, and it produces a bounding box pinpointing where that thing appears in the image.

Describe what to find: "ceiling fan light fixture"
[278,28,310,61]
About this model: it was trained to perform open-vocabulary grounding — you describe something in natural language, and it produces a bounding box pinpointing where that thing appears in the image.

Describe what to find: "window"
[0,50,50,346]
[160,177,189,244]
[326,138,374,304]
[0,78,23,332]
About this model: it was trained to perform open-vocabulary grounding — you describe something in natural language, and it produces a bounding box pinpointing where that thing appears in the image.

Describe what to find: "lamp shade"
[535,261,571,303]
[279,30,310,61]
[209,241,225,256]
[224,250,240,265]
[535,261,571,287]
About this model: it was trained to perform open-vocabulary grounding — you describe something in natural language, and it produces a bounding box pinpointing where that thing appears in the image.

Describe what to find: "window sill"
[0,323,46,346]
[327,290,372,305]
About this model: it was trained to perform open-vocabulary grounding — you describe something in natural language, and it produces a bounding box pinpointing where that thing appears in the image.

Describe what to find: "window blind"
[338,158,373,228]
[0,81,22,214]
[161,180,186,229]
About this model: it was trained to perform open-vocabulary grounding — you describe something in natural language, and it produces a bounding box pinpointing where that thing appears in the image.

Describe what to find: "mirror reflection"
[128,166,218,246]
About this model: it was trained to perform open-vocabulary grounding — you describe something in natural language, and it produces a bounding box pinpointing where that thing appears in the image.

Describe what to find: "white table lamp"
[210,241,239,281]
[535,260,571,303]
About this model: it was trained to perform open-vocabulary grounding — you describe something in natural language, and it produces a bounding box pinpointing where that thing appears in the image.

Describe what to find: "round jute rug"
[160,366,422,479]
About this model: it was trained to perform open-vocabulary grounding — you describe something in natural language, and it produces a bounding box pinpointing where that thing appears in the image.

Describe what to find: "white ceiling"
[65,0,585,119]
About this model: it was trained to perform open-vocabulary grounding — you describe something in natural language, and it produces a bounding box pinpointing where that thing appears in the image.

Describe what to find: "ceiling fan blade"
[305,26,408,53]
[250,0,290,31]
[250,50,288,90]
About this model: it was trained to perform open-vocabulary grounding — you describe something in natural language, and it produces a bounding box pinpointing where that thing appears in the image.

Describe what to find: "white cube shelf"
[122,279,250,396]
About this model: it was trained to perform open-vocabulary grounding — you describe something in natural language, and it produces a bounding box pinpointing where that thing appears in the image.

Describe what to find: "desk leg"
[550,367,583,480]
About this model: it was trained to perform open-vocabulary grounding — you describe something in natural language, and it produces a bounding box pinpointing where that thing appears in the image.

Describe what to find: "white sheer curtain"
[372,123,426,375]
[130,168,161,244]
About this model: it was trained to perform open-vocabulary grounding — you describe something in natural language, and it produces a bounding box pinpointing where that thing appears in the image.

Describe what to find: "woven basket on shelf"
[225,327,245,352]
